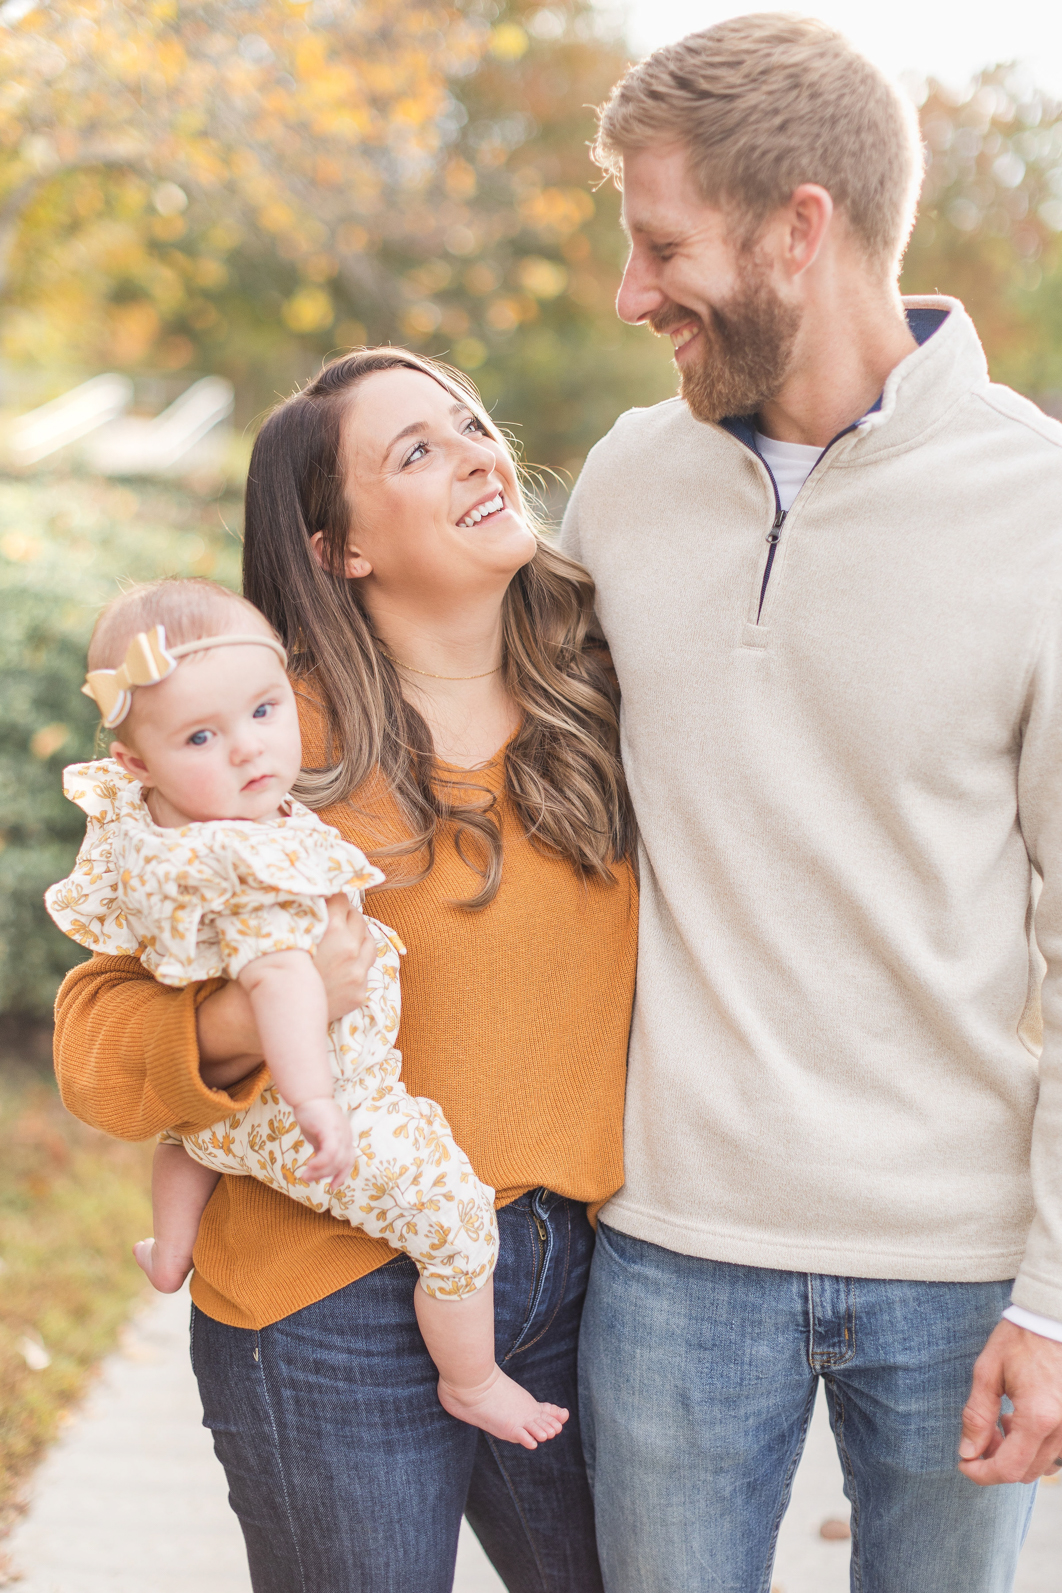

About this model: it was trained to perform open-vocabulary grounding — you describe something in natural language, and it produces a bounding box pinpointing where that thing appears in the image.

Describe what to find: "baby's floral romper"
[46,760,497,1297]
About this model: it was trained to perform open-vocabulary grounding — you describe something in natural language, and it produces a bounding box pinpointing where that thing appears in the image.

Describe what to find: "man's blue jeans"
[191,1190,603,1593]
[579,1222,1037,1593]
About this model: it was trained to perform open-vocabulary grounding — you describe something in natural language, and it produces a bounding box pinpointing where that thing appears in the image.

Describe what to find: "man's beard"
[652,265,801,424]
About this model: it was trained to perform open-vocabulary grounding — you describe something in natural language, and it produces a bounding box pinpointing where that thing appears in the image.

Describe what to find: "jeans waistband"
[506,1187,563,1216]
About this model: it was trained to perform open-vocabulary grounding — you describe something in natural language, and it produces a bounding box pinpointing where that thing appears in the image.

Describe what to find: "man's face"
[617,144,801,423]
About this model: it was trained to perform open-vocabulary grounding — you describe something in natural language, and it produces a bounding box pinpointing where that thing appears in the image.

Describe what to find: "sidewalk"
[3,1288,1059,1592]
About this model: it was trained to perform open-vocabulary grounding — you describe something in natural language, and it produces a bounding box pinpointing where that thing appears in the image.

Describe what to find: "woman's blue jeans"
[579,1222,1037,1593]
[190,1190,603,1593]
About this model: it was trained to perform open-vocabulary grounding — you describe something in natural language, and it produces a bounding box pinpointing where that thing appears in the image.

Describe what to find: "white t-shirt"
[753,430,823,512]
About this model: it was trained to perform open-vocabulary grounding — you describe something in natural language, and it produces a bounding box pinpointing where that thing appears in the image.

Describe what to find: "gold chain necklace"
[383,650,502,682]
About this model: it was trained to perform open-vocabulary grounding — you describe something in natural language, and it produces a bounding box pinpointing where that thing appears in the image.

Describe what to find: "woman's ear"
[110,741,154,786]
[309,530,373,581]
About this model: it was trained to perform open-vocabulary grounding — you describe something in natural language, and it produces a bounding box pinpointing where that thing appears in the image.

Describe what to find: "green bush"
[0,475,241,1016]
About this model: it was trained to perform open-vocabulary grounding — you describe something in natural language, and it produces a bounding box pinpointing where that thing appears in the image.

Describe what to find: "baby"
[46,577,566,1451]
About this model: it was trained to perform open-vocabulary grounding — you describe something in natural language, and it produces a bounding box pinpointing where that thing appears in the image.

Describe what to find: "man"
[561,15,1062,1591]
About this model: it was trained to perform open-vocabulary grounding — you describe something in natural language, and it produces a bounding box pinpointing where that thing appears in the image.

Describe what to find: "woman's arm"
[195,978,266,1090]
[54,894,377,1138]
[53,954,269,1142]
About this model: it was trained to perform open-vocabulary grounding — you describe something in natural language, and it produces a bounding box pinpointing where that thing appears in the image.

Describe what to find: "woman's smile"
[457,489,507,529]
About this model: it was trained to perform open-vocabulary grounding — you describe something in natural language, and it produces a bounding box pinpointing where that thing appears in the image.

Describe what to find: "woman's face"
[331,368,537,604]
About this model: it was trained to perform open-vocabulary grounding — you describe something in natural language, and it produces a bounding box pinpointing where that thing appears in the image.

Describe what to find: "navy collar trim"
[719,306,949,449]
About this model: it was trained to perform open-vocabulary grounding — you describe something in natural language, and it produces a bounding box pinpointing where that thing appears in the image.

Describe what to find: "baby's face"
[110,641,303,826]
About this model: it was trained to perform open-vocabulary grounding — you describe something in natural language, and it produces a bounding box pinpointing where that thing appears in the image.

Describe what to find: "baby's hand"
[296,1097,355,1190]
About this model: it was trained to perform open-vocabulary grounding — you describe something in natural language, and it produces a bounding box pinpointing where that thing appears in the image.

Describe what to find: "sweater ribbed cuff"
[152,980,269,1137]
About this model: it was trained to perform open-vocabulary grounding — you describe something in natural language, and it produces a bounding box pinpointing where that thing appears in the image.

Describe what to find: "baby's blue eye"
[188,730,210,746]
[252,702,272,719]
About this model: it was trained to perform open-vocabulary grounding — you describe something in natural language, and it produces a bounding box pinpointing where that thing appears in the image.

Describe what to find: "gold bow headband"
[82,625,288,729]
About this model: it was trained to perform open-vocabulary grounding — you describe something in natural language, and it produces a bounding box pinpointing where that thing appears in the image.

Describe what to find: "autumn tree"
[0,0,488,379]
[0,0,675,470]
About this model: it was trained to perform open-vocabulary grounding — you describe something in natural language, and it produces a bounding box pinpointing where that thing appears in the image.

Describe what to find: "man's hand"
[316,893,377,1022]
[959,1320,1062,1484]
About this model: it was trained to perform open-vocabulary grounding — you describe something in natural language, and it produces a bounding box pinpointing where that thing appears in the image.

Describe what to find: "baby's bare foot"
[437,1365,569,1450]
[133,1238,192,1294]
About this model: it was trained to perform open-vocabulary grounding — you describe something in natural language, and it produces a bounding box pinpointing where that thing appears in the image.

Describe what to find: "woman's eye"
[404,441,429,465]
[188,730,211,747]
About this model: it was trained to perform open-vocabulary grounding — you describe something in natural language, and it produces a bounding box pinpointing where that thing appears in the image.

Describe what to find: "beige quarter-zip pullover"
[562,296,1062,1318]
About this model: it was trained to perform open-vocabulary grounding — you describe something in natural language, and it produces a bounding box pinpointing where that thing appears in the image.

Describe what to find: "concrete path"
[3,1288,1059,1591]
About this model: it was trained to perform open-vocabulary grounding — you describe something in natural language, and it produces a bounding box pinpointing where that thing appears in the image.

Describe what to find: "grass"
[0,1025,152,1533]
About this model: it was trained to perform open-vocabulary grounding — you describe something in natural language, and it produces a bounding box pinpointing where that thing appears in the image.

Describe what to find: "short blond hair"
[88,578,273,674]
[593,13,923,273]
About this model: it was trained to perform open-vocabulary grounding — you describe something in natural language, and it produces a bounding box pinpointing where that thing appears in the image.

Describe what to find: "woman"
[53,348,637,1593]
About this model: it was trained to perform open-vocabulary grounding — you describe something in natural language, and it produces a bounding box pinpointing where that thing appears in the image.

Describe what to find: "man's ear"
[110,741,154,786]
[780,183,833,279]
[309,530,372,580]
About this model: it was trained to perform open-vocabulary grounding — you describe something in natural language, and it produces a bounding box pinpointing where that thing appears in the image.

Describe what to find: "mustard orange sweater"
[53,712,636,1329]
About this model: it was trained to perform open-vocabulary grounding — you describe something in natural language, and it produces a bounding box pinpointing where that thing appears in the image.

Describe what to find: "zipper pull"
[767,508,785,544]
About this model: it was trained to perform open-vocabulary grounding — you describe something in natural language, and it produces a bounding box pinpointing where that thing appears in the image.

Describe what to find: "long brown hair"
[242,347,633,906]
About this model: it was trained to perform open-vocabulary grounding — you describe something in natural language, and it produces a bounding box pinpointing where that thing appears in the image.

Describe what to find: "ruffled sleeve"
[44,761,147,958]
[206,810,385,981]
[225,802,384,903]
[115,806,385,986]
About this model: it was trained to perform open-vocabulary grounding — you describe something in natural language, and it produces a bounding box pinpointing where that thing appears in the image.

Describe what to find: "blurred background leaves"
[904,63,1062,408]
[0,0,677,466]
